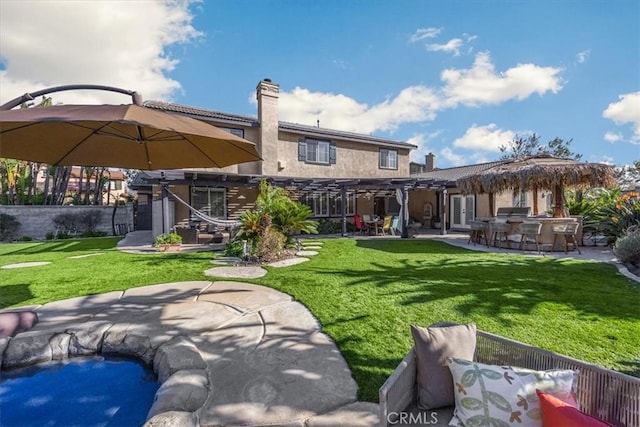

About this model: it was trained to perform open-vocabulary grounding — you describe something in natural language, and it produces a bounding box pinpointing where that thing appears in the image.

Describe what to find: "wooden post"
[553,184,563,217]
[533,186,539,216]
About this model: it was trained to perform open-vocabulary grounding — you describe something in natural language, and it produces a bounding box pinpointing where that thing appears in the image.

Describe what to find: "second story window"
[218,127,244,138]
[298,138,336,165]
[379,148,398,170]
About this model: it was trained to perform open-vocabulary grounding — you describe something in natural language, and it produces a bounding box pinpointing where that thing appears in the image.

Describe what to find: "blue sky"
[1,1,638,169]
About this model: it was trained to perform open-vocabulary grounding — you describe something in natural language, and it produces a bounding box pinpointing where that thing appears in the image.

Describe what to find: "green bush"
[317,218,341,234]
[153,232,182,247]
[613,228,640,268]
[16,236,33,242]
[45,231,56,240]
[224,239,247,258]
[56,232,72,240]
[0,213,20,241]
[52,210,103,235]
[80,230,107,238]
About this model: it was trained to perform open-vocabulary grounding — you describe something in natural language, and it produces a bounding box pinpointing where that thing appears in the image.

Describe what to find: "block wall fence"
[0,204,134,240]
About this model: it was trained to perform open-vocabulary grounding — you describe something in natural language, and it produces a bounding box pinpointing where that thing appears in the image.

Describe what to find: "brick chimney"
[425,152,436,172]
[256,78,279,175]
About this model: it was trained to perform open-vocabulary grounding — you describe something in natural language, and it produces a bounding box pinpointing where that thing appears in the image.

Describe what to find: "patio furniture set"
[355,214,398,236]
[380,323,639,427]
[468,207,582,253]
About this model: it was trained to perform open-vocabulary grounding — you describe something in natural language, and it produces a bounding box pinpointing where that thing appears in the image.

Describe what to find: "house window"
[218,127,244,138]
[300,192,329,216]
[191,187,226,218]
[300,191,355,217]
[379,149,398,170]
[513,191,527,208]
[298,139,337,165]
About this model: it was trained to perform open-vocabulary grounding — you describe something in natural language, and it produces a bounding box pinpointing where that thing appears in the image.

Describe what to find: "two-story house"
[135,79,446,237]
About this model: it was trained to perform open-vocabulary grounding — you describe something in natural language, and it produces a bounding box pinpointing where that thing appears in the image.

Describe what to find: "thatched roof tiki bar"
[456,155,616,217]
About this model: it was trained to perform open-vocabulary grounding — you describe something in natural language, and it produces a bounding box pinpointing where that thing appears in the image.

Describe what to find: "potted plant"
[432,215,442,229]
[154,232,182,252]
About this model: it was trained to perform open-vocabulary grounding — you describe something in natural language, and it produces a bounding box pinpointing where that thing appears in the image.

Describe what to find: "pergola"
[138,170,455,237]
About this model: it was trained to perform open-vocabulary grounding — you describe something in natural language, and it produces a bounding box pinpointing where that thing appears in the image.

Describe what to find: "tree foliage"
[500,134,582,160]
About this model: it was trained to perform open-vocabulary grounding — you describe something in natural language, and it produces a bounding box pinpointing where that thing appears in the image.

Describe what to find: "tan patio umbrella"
[0,104,261,170]
[456,155,616,217]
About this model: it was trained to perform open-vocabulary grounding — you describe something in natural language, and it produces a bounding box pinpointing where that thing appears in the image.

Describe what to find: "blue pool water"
[0,356,159,427]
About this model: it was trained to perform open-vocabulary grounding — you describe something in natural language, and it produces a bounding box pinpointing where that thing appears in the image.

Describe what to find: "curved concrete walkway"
[0,281,378,426]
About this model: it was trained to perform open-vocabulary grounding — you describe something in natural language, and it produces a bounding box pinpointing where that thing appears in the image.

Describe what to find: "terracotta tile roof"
[143,100,415,149]
[143,100,258,126]
[413,160,508,182]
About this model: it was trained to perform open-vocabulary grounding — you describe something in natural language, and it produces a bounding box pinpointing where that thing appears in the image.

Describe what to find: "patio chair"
[516,220,543,253]
[488,219,511,249]
[391,216,400,235]
[381,215,393,235]
[552,222,582,254]
[468,220,488,246]
[354,214,367,235]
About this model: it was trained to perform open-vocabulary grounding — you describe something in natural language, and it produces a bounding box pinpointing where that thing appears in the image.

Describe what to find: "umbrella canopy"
[456,155,616,216]
[0,104,261,170]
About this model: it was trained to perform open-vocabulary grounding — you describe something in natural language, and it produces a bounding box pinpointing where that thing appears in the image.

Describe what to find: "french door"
[451,195,475,229]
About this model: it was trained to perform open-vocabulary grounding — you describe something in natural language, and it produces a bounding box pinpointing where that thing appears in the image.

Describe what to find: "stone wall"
[0,204,134,240]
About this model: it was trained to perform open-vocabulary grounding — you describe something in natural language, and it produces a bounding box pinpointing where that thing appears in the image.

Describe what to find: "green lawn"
[1,237,638,402]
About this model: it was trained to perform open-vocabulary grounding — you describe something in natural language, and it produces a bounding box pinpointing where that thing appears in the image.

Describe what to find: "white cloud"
[441,51,563,107]
[409,27,441,43]
[427,38,464,56]
[604,132,623,143]
[407,131,442,162]
[576,50,591,64]
[275,53,563,139]
[439,147,468,166]
[0,1,201,106]
[277,85,442,134]
[453,124,516,152]
[602,91,640,141]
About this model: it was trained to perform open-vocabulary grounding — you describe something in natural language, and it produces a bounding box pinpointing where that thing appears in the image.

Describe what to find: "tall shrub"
[0,213,20,241]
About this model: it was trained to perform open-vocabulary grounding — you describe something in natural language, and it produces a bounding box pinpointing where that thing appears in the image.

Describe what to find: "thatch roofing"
[456,155,616,195]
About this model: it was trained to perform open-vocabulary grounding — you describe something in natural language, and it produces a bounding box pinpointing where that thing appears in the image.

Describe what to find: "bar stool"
[488,219,511,249]
[468,220,488,246]
[516,221,543,253]
[552,222,582,254]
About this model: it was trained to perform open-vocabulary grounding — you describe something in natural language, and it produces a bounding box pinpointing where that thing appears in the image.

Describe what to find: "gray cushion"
[410,323,476,410]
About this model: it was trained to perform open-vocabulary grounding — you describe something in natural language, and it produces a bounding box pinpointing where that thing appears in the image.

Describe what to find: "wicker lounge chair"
[379,329,640,427]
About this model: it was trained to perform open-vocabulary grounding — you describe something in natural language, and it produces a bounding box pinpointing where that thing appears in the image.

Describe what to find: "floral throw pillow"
[447,357,576,427]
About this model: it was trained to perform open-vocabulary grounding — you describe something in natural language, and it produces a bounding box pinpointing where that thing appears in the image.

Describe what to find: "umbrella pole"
[162,184,171,233]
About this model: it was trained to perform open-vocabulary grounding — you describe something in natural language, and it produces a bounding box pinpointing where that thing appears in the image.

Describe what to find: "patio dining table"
[365,220,383,236]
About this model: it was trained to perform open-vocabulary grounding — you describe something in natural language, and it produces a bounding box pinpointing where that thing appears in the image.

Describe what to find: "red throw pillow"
[536,389,612,427]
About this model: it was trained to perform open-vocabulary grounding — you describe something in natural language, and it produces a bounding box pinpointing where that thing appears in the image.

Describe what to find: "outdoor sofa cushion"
[536,390,612,427]
[410,323,476,410]
[447,357,576,427]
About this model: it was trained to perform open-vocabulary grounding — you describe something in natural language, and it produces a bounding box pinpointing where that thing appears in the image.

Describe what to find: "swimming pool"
[0,356,159,427]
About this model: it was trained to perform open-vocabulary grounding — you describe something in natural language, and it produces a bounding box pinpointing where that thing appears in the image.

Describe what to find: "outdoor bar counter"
[477,216,581,252]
